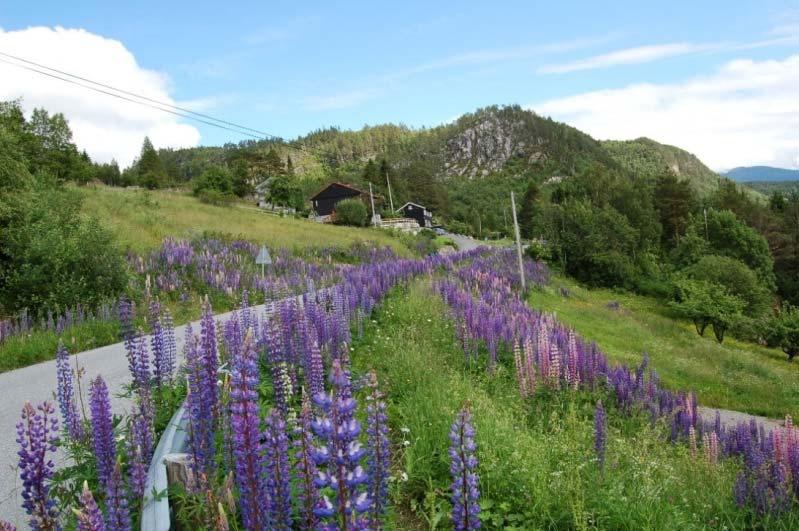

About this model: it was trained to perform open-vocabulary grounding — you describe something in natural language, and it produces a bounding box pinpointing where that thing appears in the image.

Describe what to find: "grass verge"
[351,282,793,529]
[530,276,799,419]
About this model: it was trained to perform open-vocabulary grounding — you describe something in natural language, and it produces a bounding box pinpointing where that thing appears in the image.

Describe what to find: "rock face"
[444,110,546,178]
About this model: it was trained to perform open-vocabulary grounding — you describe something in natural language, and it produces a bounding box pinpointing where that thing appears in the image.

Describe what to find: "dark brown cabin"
[310,182,365,216]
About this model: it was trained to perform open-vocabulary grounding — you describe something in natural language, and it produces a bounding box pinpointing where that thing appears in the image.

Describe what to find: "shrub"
[333,198,368,226]
[193,165,234,197]
[0,185,128,314]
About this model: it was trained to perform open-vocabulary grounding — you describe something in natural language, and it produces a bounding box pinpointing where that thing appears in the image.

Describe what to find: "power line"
[0,50,283,140]
[0,51,311,154]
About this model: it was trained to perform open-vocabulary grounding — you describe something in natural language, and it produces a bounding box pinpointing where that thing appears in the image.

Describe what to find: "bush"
[0,185,128,314]
[524,239,550,261]
[193,165,234,196]
[333,198,368,226]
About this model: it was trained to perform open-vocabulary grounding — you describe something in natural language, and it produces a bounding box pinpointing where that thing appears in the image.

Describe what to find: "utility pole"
[511,191,526,291]
[385,169,395,213]
[369,183,378,226]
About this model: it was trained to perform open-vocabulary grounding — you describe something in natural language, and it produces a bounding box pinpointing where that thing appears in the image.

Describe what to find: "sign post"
[256,245,272,277]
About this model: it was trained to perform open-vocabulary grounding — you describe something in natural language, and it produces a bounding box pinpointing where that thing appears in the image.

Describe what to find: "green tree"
[193,165,234,196]
[766,304,799,361]
[268,174,304,210]
[231,159,253,197]
[518,181,540,238]
[136,137,167,189]
[683,255,772,318]
[262,148,285,177]
[670,277,745,343]
[333,198,367,226]
[673,209,775,288]
[654,173,695,246]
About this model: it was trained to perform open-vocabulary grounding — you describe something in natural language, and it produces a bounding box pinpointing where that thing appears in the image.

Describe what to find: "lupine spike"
[74,481,106,531]
[55,342,84,442]
[366,372,391,527]
[89,376,116,493]
[16,401,59,530]
[294,394,319,530]
[265,409,292,530]
[450,407,480,531]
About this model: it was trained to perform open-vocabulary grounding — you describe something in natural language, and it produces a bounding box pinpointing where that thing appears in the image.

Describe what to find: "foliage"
[133,137,168,189]
[674,209,775,288]
[333,198,368,226]
[541,200,640,288]
[268,174,304,210]
[192,165,234,197]
[670,277,745,342]
[0,183,128,315]
[683,255,772,318]
[765,304,799,361]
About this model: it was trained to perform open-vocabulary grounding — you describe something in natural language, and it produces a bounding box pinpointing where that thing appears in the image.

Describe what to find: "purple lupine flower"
[293,395,319,530]
[160,308,176,384]
[89,376,116,493]
[126,330,151,389]
[0,521,17,531]
[186,309,218,479]
[228,331,267,530]
[16,401,59,530]
[594,400,607,470]
[311,359,370,529]
[118,297,136,346]
[366,372,390,527]
[75,481,105,531]
[449,407,480,531]
[127,410,152,499]
[149,298,171,387]
[300,317,324,399]
[265,408,292,530]
[105,461,130,531]
[55,343,84,442]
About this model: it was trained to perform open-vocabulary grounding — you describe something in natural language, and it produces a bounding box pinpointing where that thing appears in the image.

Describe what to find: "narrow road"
[0,302,275,525]
[447,233,482,252]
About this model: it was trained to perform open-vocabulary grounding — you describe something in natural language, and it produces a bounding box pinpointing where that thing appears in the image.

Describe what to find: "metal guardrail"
[140,403,188,531]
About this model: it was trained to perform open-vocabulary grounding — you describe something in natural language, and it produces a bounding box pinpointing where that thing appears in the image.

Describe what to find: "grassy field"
[78,184,410,255]
[529,276,799,419]
[350,282,790,530]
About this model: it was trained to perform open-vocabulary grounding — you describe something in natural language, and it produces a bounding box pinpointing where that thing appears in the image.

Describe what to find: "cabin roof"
[396,201,429,212]
[309,182,365,200]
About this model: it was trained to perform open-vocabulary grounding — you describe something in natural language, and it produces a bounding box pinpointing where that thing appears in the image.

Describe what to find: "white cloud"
[538,42,721,74]
[532,54,799,170]
[0,26,200,167]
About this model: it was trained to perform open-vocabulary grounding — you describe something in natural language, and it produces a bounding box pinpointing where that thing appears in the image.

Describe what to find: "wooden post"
[164,452,196,530]
[385,169,395,212]
[369,183,378,226]
[511,191,526,291]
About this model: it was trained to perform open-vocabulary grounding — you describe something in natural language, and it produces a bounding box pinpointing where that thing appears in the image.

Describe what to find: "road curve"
[0,302,275,525]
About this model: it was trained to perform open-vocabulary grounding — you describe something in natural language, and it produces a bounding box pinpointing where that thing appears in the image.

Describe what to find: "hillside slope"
[78,185,409,254]
[601,137,723,195]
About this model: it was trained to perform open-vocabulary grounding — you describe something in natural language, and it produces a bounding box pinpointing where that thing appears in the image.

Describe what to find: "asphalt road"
[447,233,482,251]
[0,302,275,525]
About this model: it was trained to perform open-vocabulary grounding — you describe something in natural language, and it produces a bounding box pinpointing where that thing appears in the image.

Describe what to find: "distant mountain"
[724,166,799,182]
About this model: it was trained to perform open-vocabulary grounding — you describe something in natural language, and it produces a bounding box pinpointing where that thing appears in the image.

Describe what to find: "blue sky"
[1,0,799,169]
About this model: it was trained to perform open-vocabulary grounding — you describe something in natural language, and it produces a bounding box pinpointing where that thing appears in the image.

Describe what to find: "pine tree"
[136,137,166,189]
[519,181,539,238]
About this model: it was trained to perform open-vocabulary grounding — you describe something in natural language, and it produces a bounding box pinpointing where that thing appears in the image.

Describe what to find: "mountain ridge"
[724,166,799,182]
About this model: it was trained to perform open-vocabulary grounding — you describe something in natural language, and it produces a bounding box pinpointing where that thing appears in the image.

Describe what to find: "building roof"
[309,181,365,200]
[396,201,429,212]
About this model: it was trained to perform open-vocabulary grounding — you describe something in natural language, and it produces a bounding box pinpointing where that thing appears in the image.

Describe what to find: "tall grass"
[78,184,410,255]
[352,282,797,529]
